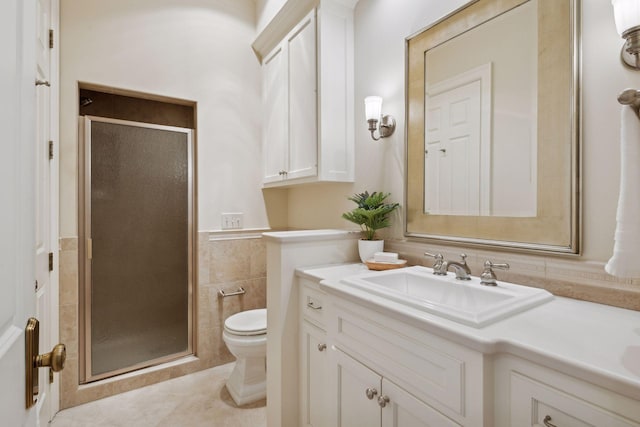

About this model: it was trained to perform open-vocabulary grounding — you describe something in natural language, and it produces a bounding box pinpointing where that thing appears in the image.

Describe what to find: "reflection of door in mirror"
[423,0,538,217]
[425,64,490,216]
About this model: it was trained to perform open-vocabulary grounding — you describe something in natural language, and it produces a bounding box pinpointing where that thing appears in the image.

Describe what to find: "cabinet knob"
[377,395,390,408]
[317,343,327,352]
[365,387,378,400]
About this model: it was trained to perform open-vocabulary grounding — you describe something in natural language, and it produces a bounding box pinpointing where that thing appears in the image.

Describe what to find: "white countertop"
[296,263,640,400]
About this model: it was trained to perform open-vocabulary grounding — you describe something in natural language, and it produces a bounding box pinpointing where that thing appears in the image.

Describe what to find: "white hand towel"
[605,106,640,278]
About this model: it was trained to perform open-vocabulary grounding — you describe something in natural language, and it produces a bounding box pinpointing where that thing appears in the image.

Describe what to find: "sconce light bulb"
[364,96,383,121]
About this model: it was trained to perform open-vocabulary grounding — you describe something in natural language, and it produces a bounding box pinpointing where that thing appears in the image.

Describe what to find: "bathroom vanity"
[264,230,640,427]
[298,263,640,427]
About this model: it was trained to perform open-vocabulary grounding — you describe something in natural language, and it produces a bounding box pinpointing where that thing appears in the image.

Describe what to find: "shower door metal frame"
[78,115,195,383]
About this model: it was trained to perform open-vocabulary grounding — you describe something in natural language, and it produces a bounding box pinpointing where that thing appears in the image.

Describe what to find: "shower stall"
[79,113,195,383]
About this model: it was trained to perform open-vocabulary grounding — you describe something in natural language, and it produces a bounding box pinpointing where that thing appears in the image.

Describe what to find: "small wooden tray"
[365,259,408,271]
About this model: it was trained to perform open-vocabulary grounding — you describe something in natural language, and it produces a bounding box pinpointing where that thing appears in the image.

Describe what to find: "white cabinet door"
[333,349,381,427]
[300,321,329,427]
[286,10,317,180]
[381,379,461,427]
[262,45,288,183]
[262,10,317,184]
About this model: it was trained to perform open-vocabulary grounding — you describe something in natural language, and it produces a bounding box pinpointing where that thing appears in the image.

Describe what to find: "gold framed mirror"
[405,0,580,254]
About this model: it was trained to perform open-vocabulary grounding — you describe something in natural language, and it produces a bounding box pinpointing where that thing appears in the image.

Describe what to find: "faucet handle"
[424,252,446,275]
[480,260,510,286]
[424,252,443,261]
[459,253,468,263]
[485,260,509,270]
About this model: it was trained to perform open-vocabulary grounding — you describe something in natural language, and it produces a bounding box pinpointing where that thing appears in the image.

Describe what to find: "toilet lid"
[224,308,267,336]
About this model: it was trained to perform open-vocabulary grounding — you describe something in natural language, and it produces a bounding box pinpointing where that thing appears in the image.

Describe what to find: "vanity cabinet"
[287,262,640,427]
[495,355,640,427]
[326,296,488,426]
[299,279,330,427]
[259,0,355,187]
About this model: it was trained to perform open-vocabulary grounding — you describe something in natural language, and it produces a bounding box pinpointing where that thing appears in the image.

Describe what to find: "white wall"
[286,0,640,263]
[59,0,265,235]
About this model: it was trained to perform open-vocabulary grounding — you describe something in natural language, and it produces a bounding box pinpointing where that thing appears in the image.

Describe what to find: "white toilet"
[222,308,267,406]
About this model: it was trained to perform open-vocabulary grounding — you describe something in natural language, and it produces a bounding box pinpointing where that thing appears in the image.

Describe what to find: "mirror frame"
[404,0,581,254]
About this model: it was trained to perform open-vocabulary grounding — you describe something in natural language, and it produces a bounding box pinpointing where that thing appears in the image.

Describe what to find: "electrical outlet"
[221,213,243,230]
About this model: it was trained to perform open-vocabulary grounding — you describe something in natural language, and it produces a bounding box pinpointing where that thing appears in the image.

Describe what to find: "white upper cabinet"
[255,0,355,187]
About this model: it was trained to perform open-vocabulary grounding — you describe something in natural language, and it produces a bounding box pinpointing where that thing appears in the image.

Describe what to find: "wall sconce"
[364,96,396,141]
[612,0,640,70]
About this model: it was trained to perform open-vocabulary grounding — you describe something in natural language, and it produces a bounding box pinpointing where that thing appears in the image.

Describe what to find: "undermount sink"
[340,265,553,328]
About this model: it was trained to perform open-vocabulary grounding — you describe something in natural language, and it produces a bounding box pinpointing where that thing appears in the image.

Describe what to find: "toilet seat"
[224,308,267,336]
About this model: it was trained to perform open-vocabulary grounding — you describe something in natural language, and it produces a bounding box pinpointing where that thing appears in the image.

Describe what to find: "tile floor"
[50,363,266,427]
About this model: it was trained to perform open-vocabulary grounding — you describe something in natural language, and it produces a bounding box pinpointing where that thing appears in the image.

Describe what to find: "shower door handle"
[25,317,67,409]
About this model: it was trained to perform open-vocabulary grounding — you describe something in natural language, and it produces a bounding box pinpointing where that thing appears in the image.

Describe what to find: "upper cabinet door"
[286,11,317,180]
[258,1,354,187]
[262,45,288,183]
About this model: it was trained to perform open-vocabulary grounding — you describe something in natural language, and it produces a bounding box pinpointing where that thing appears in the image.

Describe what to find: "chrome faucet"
[444,254,472,280]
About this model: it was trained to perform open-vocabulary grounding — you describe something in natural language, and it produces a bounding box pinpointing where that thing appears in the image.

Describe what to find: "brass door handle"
[25,317,66,409]
[36,343,67,372]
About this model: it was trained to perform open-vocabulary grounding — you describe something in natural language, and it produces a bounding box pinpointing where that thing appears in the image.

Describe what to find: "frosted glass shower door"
[81,116,193,382]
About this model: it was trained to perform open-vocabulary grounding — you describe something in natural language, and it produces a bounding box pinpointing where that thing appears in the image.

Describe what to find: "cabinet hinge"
[49,29,54,49]
[48,140,54,160]
[48,252,54,272]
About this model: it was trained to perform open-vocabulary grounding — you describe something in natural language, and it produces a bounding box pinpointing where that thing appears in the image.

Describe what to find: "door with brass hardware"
[0,0,58,425]
[25,318,66,409]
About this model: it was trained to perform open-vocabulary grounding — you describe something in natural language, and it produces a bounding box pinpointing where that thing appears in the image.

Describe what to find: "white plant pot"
[358,239,384,263]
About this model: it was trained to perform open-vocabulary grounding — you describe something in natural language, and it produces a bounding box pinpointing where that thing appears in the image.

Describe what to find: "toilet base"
[226,356,266,406]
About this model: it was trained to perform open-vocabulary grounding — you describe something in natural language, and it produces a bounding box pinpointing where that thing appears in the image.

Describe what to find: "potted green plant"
[342,191,400,262]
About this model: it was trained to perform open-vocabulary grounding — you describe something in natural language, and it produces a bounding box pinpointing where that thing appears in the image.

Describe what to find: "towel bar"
[219,287,246,298]
[618,88,640,118]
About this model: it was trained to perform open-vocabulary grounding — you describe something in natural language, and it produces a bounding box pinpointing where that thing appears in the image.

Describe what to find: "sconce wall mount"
[367,115,396,141]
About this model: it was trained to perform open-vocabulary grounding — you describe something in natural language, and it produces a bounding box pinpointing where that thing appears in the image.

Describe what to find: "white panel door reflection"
[425,79,485,215]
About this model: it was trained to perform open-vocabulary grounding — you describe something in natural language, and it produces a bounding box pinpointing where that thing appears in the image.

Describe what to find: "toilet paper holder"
[219,287,246,298]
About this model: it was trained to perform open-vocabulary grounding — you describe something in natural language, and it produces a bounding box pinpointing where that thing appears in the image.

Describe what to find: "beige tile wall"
[59,231,266,409]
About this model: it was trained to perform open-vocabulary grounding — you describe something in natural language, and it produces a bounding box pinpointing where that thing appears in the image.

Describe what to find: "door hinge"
[49,140,54,160]
[49,29,54,49]
[48,252,54,272]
